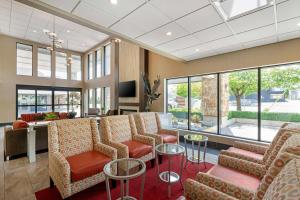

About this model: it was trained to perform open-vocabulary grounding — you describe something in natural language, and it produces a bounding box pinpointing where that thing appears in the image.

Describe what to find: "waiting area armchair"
[133,112,179,145]
[184,133,300,200]
[101,115,155,166]
[48,118,117,199]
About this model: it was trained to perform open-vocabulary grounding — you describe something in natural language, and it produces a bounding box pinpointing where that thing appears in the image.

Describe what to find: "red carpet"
[36,156,213,200]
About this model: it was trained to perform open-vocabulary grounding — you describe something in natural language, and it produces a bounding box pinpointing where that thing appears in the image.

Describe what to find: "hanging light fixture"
[44,16,64,52]
[67,40,72,67]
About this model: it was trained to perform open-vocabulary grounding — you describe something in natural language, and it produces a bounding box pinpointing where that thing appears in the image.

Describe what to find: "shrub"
[228,111,300,122]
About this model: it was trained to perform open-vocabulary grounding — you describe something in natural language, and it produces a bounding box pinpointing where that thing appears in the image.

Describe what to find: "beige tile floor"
[0,127,218,200]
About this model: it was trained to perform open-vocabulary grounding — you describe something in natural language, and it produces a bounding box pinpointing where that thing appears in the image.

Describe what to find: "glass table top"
[103,158,146,179]
[184,134,208,142]
[155,143,185,155]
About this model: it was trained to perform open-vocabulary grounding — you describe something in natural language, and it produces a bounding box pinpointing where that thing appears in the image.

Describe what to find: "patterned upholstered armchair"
[48,118,117,199]
[221,123,300,167]
[184,134,300,200]
[132,112,179,145]
[101,115,155,166]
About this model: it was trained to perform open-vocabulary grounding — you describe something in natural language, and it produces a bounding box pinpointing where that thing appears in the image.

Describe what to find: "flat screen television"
[119,80,136,97]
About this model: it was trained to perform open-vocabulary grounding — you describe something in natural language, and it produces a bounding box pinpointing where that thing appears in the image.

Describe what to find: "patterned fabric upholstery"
[132,112,179,145]
[48,118,117,199]
[184,133,300,200]
[101,115,155,165]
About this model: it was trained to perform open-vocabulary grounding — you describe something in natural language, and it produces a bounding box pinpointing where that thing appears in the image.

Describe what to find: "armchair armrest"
[195,173,254,200]
[218,154,266,179]
[184,178,238,200]
[144,133,163,144]
[108,141,128,159]
[234,141,268,155]
[94,143,117,160]
[49,152,71,198]
[220,150,264,164]
[133,135,155,147]
[159,129,179,143]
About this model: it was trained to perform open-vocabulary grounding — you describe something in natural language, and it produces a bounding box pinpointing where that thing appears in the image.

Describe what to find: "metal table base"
[184,137,207,168]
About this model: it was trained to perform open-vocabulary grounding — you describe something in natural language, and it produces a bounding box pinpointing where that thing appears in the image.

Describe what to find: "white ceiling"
[2,0,300,61]
[0,0,109,52]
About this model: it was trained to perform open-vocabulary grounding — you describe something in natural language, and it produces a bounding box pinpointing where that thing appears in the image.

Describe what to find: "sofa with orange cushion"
[20,112,70,122]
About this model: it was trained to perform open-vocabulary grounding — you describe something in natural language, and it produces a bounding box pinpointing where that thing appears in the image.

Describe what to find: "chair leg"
[111,179,117,189]
[151,159,155,168]
[50,177,54,188]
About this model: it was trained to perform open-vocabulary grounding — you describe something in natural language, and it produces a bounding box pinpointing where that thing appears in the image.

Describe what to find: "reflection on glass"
[96,50,102,78]
[89,89,95,108]
[220,69,258,140]
[38,48,51,78]
[54,91,68,104]
[88,53,93,80]
[18,106,35,117]
[96,88,102,110]
[190,75,218,133]
[37,90,52,105]
[37,106,52,113]
[56,52,67,79]
[54,105,68,112]
[18,90,35,105]
[104,44,111,75]
[71,55,81,81]
[17,43,32,76]
[260,64,300,142]
[167,78,188,129]
[104,87,110,112]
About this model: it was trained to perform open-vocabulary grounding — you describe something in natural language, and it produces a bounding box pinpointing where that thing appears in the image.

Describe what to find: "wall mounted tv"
[119,80,136,97]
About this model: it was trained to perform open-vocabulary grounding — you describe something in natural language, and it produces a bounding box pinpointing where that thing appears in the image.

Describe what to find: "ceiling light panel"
[136,22,189,46]
[150,0,209,20]
[228,7,275,34]
[277,0,300,22]
[81,0,145,19]
[176,5,223,33]
[111,3,170,38]
[193,23,232,44]
[40,0,80,12]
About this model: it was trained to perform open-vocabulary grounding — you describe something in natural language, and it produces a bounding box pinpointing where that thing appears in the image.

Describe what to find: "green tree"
[176,82,202,98]
[228,70,258,111]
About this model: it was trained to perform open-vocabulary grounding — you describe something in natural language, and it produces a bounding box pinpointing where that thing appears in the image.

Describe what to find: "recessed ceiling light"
[297,22,300,26]
[195,49,200,52]
[66,30,70,33]
[32,30,37,33]
[270,1,274,5]
[110,0,118,5]
[166,31,172,36]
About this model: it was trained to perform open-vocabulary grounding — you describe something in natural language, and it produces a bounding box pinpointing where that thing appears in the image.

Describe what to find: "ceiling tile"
[243,36,277,48]
[181,50,218,61]
[215,44,243,55]
[73,1,118,27]
[150,0,209,20]
[206,36,240,50]
[82,0,146,19]
[172,42,213,58]
[156,35,200,52]
[228,7,274,33]
[111,3,170,38]
[236,24,276,43]
[176,5,223,33]
[40,0,79,12]
[278,30,300,42]
[277,16,300,34]
[193,23,232,44]
[277,0,300,22]
[136,22,189,47]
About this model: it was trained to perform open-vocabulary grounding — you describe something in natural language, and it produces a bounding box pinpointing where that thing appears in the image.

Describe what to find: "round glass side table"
[103,158,146,200]
[155,143,185,198]
[184,134,208,168]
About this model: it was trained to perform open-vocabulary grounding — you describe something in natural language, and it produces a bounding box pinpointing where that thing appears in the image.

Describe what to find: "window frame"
[16,85,82,119]
[165,61,300,143]
[16,42,33,76]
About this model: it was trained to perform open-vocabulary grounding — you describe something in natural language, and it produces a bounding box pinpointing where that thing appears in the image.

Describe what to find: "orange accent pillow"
[13,120,29,130]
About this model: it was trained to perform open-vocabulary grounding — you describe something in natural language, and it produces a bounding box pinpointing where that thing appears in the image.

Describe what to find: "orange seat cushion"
[228,147,264,161]
[66,150,111,182]
[208,165,260,191]
[122,140,153,158]
[13,120,29,129]
[159,134,177,143]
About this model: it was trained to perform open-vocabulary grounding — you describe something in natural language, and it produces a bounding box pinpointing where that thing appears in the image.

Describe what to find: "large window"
[96,49,102,78]
[88,89,95,108]
[16,85,82,118]
[96,88,103,111]
[104,87,110,112]
[104,44,111,75]
[37,48,51,78]
[71,55,82,81]
[166,62,300,142]
[89,87,110,113]
[88,53,94,80]
[56,52,67,79]
[17,43,32,76]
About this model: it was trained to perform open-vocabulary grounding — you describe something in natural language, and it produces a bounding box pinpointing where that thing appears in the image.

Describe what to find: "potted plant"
[142,74,161,112]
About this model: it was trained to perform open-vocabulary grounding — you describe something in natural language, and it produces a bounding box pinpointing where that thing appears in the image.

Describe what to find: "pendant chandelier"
[43,16,63,52]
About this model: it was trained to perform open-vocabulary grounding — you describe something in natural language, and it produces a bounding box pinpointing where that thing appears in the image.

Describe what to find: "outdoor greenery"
[228,111,300,122]
[228,67,300,111]
[168,108,202,119]
[176,82,202,99]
